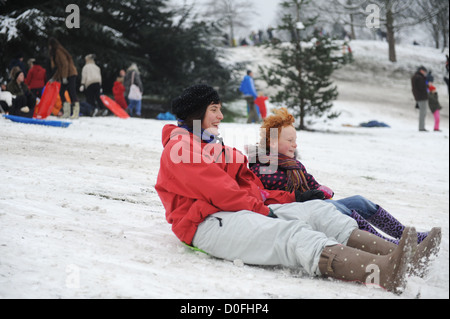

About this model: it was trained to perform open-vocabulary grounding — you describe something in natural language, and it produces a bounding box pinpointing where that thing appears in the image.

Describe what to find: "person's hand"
[79,85,84,92]
[318,185,334,199]
[295,190,325,202]
[62,78,68,85]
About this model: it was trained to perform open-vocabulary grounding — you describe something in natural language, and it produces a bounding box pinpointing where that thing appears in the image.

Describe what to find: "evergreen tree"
[0,0,236,105]
[259,0,348,130]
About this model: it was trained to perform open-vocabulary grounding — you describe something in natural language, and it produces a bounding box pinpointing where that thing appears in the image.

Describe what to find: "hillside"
[223,40,449,119]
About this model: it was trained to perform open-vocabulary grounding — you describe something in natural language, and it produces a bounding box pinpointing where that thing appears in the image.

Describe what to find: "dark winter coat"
[6,80,31,97]
[411,71,428,101]
[428,92,442,113]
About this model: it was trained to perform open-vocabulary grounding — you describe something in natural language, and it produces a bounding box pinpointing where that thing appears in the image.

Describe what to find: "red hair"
[260,108,295,151]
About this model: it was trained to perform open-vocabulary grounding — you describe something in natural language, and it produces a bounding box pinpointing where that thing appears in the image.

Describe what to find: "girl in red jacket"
[155,84,427,293]
[112,70,128,109]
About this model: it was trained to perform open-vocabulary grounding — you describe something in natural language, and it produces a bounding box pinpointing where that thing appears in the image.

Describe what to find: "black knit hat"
[171,84,220,120]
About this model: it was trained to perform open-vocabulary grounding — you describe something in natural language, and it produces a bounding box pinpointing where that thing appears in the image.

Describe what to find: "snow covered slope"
[0,40,448,299]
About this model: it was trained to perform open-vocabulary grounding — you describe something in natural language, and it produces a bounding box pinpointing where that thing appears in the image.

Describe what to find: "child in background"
[428,84,442,132]
[113,70,128,110]
[255,95,268,119]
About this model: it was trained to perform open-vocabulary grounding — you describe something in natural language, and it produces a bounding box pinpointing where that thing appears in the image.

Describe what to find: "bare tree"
[330,0,446,62]
[203,0,255,46]
[417,0,449,50]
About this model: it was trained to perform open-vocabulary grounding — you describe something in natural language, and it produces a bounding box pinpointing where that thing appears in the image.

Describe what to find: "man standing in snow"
[239,70,260,124]
[411,66,429,132]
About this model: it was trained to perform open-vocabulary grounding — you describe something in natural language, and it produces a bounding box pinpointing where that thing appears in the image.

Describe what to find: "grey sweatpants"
[192,200,358,276]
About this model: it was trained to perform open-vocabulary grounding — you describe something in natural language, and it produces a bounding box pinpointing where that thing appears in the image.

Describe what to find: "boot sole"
[409,227,441,278]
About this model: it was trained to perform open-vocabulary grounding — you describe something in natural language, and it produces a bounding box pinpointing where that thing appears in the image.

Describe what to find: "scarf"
[177,119,218,144]
[177,120,227,162]
[277,154,310,193]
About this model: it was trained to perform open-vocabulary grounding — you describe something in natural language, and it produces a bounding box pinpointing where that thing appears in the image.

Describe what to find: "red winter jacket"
[25,65,46,89]
[112,81,128,109]
[155,124,296,244]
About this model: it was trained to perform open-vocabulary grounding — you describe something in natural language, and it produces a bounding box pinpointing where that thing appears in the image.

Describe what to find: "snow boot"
[350,210,398,244]
[319,227,416,294]
[346,228,397,256]
[408,227,441,278]
[348,227,442,278]
[70,102,80,119]
[367,207,429,244]
[62,102,71,119]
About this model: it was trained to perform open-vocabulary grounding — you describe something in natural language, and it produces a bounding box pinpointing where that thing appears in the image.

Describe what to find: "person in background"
[48,37,79,119]
[411,66,429,132]
[444,55,449,95]
[113,69,128,109]
[428,84,442,132]
[25,58,47,98]
[124,63,143,117]
[239,70,259,124]
[5,67,36,118]
[80,54,106,117]
[0,79,13,113]
[8,52,27,78]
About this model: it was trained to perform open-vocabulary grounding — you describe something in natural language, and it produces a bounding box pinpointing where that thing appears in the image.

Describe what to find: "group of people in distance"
[155,84,442,295]
[1,37,145,119]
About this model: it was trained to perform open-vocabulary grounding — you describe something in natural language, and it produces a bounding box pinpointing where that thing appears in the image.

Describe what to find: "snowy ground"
[1,41,449,299]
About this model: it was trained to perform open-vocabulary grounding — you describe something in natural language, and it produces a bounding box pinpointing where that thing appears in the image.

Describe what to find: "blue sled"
[3,114,72,128]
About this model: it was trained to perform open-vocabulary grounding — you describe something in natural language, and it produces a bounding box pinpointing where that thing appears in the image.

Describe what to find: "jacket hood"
[161,124,178,147]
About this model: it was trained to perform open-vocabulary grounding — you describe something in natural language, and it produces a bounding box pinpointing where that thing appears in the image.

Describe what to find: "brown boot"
[319,227,417,294]
[347,229,397,256]
[409,227,441,278]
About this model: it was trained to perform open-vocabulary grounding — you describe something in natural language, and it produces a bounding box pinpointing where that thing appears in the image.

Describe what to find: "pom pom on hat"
[171,84,220,120]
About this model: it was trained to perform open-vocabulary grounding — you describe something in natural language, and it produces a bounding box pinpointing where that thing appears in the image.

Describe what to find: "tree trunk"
[349,13,356,40]
[229,21,235,47]
[386,6,396,62]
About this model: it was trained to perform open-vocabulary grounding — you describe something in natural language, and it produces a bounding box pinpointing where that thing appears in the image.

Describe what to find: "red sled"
[100,95,130,119]
[34,81,61,119]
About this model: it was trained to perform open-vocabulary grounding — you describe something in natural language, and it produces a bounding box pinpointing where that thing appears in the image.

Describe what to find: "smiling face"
[271,125,297,158]
[201,103,223,136]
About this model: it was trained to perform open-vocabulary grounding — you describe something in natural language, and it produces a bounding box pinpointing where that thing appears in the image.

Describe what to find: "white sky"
[170,0,282,36]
